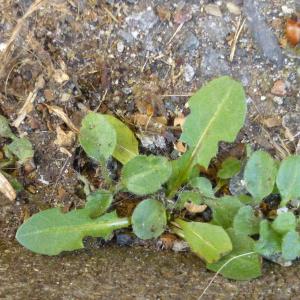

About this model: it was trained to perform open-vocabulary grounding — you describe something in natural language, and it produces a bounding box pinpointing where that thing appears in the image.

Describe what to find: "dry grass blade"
[0,171,16,202]
[12,75,45,127]
[229,17,246,62]
[45,104,79,133]
[0,0,48,78]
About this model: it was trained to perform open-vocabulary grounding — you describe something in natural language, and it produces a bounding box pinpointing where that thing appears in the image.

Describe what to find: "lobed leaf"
[16,208,130,255]
[276,156,300,206]
[207,228,262,280]
[121,155,172,196]
[103,114,139,164]
[244,151,277,202]
[176,219,232,263]
[132,199,167,240]
[79,112,116,161]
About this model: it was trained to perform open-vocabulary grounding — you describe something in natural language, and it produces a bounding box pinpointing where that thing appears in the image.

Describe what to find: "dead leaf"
[173,113,185,130]
[133,113,167,132]
[226,2,241,15]
[286,18,300,47]
[174,141,186,153]
[156,6,171,22]
[157,233,178,250]
[184,202,207,214]
[262,117,282,128]
[54,126,76,148]
[0,171,16,201]
[271,80,286,96]
[53,69,69,84]
[45,104,79,133]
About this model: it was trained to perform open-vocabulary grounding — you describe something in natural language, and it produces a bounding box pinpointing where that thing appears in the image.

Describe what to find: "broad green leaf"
[276,156,300,206]
[255,220,281,257]
[189,177,214,197]
[0,115,16,139]
[7,137,34,163]
[175,191,202,210]
[282,230,300,261]
[244,151,277,202]
[103,115,139,164]
[132,199,167,239]
[271,212,296,235]
[85,189,113,218]
[208,196,243,229]
[121,155,172,196]
[16,209,130,255]
[167,77,246,195]
[79,112,116,161]
[207,228,262,280]
[176,219,232,263]
[233,206,260,236]
[217,157,241,179]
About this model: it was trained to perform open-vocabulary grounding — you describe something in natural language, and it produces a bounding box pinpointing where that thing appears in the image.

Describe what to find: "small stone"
[281,5,294,15]
[117,41,125,53]
[184,64,195,82]
[273,96,283,105]
[226,2,241,15]
[260,95,266,101]
[229,172,248,196]
[173,7,193,24]
[204,4,222,17]
[282,113,300,138]
[271,80,286,96]
[118,30,134,44]
[0,42,6,52]
[180,32,199,53]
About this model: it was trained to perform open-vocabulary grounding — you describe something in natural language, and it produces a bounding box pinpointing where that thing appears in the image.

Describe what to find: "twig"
[103,6,119,23]
[229,17,246,62]
[0,171,16,201]
[167,23,184,45]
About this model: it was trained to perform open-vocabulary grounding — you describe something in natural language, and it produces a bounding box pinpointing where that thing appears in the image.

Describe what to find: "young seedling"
[15,76,300,281]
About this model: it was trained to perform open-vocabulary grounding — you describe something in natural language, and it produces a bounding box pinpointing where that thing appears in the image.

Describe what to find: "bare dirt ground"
[0,0,299,299]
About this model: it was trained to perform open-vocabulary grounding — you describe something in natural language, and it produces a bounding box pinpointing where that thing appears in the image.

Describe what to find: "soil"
[0,0,299,299]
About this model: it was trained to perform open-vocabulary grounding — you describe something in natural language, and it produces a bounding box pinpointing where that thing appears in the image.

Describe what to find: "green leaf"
[176,219,232,263]
[276,156,300,206]
[282,230,300,261]
[7,137,34,163]
[255,220,281,257]
[208,196,243,229]
[85,189,113,218]
[132,199,167,240]
[217,157,241,179]
[16,209,130,255]
[189,176,214,197]
[207,228,262,280]
[233,206,260,236]
[103,115,139,164]
[121,155,172,196]
[271,212,296,235]
[175,191,202,210]
[79,112,116,161]
[167,77,246,195]
[0,115,16,139]
[244,151,277,202]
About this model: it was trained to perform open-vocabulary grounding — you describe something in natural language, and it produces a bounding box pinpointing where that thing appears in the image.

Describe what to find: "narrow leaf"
[79,112,116,161]
[16,209,130,255]
[276,156,300,206]
[132,199,167,240]
[244,151,277,202]
[207,228,262,280]
[121,155,172,196]
[176,219,232,263]
[103,115,139,164]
